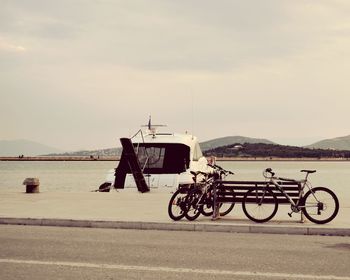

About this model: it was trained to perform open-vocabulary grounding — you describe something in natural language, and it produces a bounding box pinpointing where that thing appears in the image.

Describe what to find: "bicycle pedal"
[288,212,292,217]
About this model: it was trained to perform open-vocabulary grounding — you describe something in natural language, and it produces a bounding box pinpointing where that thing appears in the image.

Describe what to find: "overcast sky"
[1,0,350,151]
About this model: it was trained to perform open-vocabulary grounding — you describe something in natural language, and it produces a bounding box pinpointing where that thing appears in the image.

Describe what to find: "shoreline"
[217,157,350,162]
[1,156,350,162]
[0,156,118,161]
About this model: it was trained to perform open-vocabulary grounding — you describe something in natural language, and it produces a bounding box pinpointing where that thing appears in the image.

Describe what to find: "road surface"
[0,225,349,279]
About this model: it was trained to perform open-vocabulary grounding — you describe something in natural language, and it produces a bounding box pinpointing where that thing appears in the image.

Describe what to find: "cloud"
[2,1,350,71]
[1,1,350,149]
[0,38,26,53]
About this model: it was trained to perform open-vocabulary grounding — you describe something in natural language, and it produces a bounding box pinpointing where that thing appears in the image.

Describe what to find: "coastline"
[0,156,118,161]
[217,157,350,162]
[1,156,350,162]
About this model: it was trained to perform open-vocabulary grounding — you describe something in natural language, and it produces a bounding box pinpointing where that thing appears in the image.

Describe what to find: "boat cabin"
[103,126,210,191]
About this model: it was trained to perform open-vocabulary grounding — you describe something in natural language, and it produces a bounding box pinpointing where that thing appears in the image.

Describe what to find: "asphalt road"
[0,225,350,280]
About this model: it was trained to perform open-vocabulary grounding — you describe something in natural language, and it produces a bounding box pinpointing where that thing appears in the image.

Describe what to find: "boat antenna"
[141,115,166,136]
[147,115,151,130]
[191,93,194,139]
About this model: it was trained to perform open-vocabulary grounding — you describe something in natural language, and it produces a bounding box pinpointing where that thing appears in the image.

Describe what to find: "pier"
[0,191,349,236]
[0,156,119,161]
[1,156,349,162]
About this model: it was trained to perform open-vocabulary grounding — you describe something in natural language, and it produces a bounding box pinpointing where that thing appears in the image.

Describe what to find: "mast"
[141,116,166,135]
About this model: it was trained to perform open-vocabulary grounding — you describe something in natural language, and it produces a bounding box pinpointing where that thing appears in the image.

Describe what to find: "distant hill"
[23,134,350,158]
[204,142,350,158]
[307,135,350,150]
[200,136,275,151]
[46,147,122,157]
[48,136,275,157]
[0,139,64,156]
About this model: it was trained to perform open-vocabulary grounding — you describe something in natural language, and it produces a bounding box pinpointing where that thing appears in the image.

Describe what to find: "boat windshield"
[134,143,190,174]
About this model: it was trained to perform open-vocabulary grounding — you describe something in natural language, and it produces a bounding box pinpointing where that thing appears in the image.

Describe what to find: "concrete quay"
[0,190,349,236]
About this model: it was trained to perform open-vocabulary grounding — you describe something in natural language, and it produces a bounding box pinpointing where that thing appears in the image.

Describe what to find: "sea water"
[0,161,349,203]
[0,161,116,193]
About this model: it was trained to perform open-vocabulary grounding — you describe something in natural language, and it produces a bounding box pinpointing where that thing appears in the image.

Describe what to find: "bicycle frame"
[190,169,231,210]
[197,175,218,205]
[240,168,340,224]
[267,172,316,211]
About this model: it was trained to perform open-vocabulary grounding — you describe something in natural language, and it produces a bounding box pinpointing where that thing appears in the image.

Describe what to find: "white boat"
[99,119,212,192]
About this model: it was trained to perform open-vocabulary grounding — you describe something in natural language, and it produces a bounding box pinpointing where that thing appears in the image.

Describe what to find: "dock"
[0,190,349,236]
[0,156,119,161]
[1,156,350,161]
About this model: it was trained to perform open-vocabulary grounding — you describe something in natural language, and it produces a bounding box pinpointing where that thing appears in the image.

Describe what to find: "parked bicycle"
[167,164,235,221]
[167,170,207,221]
[242,168,339,224]
[167,186,192,221]
[184,164,235,221]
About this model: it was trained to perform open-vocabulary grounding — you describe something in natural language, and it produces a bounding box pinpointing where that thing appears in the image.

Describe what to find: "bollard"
[23,178,40,193]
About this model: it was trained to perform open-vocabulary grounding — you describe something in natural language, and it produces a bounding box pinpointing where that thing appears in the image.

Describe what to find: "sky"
[1,0,350,151]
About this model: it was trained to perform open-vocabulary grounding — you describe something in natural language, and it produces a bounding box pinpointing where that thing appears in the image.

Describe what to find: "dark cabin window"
[132,143,190,174]
[137,146,166,169]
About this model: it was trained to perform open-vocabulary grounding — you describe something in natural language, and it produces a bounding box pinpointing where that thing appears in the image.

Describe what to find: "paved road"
[0,225,350,280]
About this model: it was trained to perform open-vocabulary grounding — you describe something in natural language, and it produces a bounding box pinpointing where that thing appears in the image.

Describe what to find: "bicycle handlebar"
[264,168,275,176]
[208,163,234,175]
[263,168,298,182]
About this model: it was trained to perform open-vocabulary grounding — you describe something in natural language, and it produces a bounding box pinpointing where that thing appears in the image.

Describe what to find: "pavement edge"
[0,217,349,236]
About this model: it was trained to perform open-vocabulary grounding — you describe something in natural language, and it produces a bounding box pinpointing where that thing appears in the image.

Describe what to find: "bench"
[212,180,304,222]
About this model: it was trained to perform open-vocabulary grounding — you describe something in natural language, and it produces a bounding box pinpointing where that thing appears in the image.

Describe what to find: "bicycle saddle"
[300,169,316,173]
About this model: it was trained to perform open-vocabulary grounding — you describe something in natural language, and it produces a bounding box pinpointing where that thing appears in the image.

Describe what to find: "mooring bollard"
[23,178,40,193]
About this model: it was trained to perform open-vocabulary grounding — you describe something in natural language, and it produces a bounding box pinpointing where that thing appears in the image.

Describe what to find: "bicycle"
[242,168,339,224]
[167,171,207,221]
[167,185,191,221]
[184,164,235,221]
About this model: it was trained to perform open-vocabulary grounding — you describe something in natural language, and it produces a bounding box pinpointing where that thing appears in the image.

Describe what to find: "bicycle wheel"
[185,189,202,221]
[200,195,214,216]
[302,187,339,224]
[218,188,235,216]
[168,188,188,221]
[200,202,235,217]
[219,202,235,216]
[199,186,215,216]
[199,187,235,217]
[242,188,278,223]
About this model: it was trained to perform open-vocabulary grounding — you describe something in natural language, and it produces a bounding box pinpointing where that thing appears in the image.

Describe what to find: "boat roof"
[131,132,199,149]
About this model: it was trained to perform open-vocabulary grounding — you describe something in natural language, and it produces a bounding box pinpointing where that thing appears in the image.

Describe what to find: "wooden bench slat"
[217,180,300,185]
[217,186,300,191]
[217,197,298,203]
[216,192,300,198]
[214,180,301,204]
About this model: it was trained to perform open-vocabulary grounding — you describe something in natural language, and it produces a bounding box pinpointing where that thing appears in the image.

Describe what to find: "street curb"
[0,217,349,236]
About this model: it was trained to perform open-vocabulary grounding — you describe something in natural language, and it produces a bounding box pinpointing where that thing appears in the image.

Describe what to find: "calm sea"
[0,161,349,203]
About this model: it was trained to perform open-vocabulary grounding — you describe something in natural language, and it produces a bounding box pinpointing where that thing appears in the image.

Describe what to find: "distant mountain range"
[0,139,63,156]
[200,135,350,151]
[200,136,275,151]
[46,147,123,157]
[306,135,350,150]
[1,135,350,157]
[204,142,350,158]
